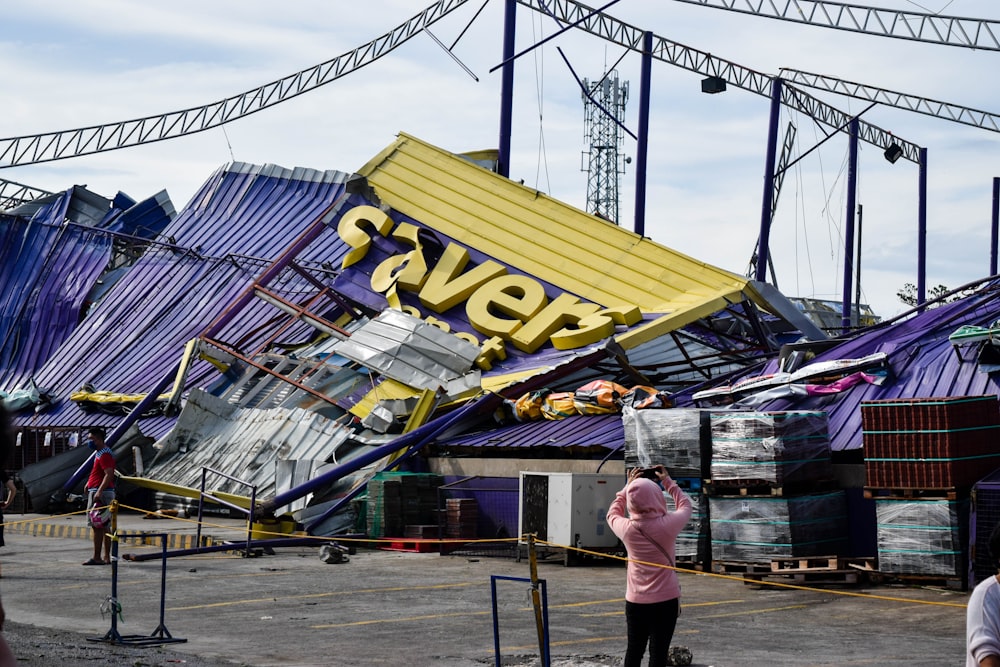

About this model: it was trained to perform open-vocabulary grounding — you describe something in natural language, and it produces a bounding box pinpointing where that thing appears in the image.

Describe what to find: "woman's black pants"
[624,597,680,667]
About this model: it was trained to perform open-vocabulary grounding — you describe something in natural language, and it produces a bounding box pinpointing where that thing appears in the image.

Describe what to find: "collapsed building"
[4,133,1000,586]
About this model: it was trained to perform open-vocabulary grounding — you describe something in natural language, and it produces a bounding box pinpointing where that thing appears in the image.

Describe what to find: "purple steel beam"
[498,0,516,178]
[756,78,783,282]
[841,118,859,332]
[262,393,497,519]
[300,403,483,534]
[634,30,652,237]
[494,0,624,178]
[297,345,616,532]
[993,177,999,277]
[918,148,928,308]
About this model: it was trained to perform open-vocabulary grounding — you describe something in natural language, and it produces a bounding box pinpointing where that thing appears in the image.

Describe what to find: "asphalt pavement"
[0,509,971,667]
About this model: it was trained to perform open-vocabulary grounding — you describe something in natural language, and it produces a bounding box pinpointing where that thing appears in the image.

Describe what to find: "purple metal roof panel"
[431,413,624,454]
[0,205,113,390]
[698,283,1000,452]
[12,164,352,430]
[166,163,350,259]
[105,190,175,238]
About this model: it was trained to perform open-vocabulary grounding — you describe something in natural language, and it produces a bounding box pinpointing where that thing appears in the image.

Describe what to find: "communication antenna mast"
[581,71,628,223]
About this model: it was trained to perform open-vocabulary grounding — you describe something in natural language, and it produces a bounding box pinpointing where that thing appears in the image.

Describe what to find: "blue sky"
[2,1,999,320]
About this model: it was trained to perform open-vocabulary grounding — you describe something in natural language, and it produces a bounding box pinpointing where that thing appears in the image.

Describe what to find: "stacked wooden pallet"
[739,556,876,588]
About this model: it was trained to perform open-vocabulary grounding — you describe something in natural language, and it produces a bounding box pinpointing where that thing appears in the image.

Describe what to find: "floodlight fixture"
[701,76,727,94]
[884,143,903,164]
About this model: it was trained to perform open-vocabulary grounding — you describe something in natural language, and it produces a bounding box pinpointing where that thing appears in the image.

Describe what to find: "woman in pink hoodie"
[606,465,693,667]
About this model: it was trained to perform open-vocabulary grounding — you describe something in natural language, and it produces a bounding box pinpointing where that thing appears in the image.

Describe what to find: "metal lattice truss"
[0,178,53,210]
[0,0,472,169]
[671,0,1000,51]
[518,0,922,164]
[582,73,629,223]
[4,0,996,173]
[781,68,1000,134]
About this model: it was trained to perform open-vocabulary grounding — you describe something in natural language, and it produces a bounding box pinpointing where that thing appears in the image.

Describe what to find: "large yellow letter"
[466,275,547,339]
[419,244,507,312]
[510,293,601,352]
[549,305,643,350]
[370,222,428,293]
[475,336,508,371]
[337,205,394,269]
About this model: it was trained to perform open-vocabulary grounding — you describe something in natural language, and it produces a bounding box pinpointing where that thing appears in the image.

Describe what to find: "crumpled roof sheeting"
[148,389,363,498]
[30,256,269,431]
[705,281,1000,452]
[212,352,371,414]
[329,309,479,391]
[13,163,352,431]
[171,163,349,257]
[105,190,175,238]
[6,185,114,227]
[0,192,113,390]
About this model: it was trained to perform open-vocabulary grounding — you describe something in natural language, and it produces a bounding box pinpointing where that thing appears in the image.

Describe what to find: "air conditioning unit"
[518,472,624,551]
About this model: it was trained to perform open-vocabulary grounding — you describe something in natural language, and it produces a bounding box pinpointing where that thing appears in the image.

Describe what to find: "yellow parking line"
[700,603,808,619]
[683,599,746,608]
[168,581,475,611]
[312,610,490,629]
[582,598,745,617]
[547,598,623,609]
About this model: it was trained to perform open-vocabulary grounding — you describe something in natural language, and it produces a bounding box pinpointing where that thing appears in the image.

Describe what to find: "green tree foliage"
[896,283,953,307]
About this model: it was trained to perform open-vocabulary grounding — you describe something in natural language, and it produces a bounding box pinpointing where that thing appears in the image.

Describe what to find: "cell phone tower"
[581,71,628,224]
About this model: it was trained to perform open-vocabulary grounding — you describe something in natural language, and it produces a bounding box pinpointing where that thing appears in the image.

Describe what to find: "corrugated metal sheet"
[0,185,178,394]
[6,185,110,227]
[12,163,352,432]
[105,190,175,238]
[146,388,392,501]
[6,135,836,510]
[0,193,113,390]
[358,133,775,350]
[328,309,479,390]
[429,412,623,454]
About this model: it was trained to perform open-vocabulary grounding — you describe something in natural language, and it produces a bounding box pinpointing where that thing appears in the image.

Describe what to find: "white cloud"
[2,0,999,321]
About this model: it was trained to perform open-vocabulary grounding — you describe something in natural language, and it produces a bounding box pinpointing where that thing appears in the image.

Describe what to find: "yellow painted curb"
[4,520,221,550]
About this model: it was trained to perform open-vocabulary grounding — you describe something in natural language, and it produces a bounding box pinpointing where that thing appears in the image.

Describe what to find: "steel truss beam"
[782,68,1000,134]
[0,0,471,168]
[516,0,922,163]
[0,178,53,209]
[671,0,1000,51]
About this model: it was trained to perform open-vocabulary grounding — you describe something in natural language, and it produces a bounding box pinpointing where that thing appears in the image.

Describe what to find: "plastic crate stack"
[622,407,712,565]
[861,395,1000,585]
[366,475,402,538]
[706,411,848,564]
[366,471,443,538]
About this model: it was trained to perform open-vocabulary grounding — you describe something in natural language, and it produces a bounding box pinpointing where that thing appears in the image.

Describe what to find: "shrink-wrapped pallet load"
[709,411,833,486]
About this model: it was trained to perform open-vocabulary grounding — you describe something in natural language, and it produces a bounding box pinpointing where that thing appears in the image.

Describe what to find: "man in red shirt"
[83,427,115,566]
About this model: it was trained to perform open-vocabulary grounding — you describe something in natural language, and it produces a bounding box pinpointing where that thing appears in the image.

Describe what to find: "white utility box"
[518,472,624,550]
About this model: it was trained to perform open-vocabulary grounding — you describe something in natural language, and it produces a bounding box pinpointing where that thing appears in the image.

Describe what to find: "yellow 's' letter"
[337,205,394,269]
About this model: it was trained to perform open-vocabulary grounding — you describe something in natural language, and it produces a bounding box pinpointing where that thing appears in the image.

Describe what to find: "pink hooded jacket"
[606,477,693,604]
